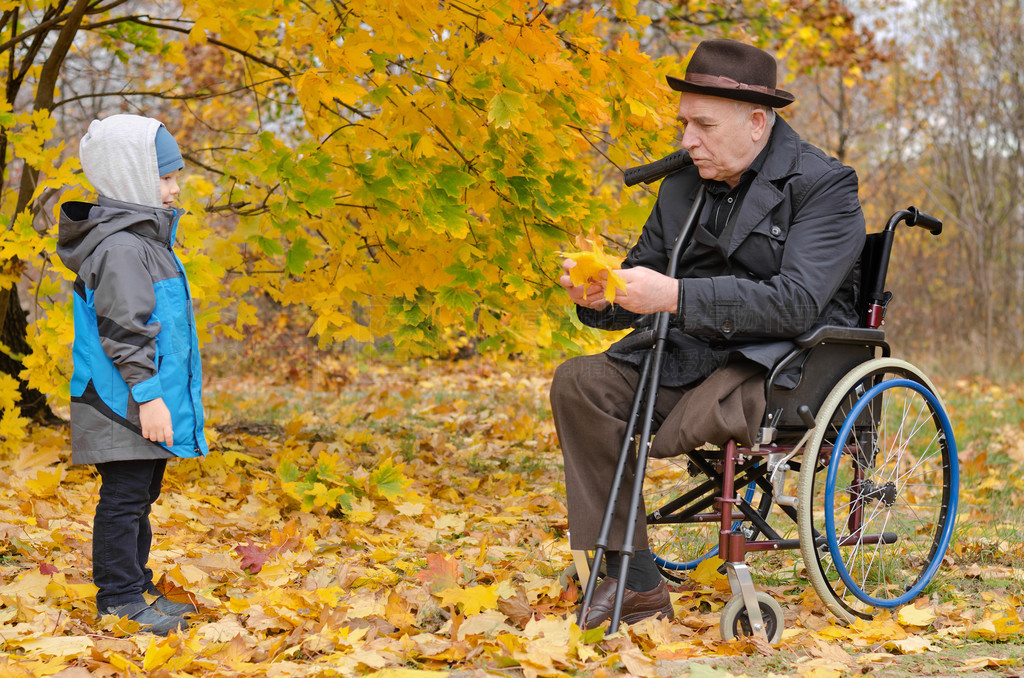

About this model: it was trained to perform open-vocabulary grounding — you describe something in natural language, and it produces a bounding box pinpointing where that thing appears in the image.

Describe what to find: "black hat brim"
[666,75,795,108]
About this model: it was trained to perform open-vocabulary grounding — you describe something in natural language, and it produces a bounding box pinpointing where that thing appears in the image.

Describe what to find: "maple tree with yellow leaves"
[0,0,876,432]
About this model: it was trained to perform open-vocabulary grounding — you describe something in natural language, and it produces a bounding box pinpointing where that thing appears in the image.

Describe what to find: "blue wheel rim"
[823,378,959,608]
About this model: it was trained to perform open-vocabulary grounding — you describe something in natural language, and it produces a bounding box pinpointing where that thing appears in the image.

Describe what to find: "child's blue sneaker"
[145,584,199,617]
[150,593,198,617]
[100,601,187,636]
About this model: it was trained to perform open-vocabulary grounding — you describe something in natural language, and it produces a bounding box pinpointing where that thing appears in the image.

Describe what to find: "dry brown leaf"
[497,587,535,628]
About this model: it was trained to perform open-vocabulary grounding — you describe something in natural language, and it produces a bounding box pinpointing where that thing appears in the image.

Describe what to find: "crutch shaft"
[576,351,654,625]
[580,185,706,633]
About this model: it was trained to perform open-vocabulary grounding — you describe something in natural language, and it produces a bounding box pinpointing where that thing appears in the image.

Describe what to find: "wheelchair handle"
[865,206,943,328]
[890,206,942,236]
[623,149,693,187]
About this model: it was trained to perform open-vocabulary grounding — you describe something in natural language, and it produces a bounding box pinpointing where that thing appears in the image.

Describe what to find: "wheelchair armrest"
[795,326,887,348]
[762,326,889,436]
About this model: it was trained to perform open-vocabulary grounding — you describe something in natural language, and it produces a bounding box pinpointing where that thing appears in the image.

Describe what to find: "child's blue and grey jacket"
[57,196,208,464]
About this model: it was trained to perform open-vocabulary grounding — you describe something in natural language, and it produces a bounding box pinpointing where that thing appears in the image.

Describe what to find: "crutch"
[576,151,705,633]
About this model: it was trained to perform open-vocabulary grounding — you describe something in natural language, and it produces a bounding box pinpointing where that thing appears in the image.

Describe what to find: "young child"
[56,114,208,636]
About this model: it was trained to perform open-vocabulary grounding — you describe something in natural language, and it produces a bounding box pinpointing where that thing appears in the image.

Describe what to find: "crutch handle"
[613,328,656,353]
[623,150,693,187]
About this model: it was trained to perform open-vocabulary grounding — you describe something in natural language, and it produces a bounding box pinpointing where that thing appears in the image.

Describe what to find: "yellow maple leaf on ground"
[563,233,626,303]
[142,636,178,672]
[963,656,1020,670]
[968,609,1024,640]
[439,584,500,615]
[797,660,847,678]
[13,635,93,659]
[689,556,729,591]
[897,601,937,627]
[884,635,934,654]
[25,467,62,497]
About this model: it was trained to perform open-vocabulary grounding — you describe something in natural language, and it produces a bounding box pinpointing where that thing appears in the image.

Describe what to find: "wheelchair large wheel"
[646,456,770,580]
[797,358,958,621]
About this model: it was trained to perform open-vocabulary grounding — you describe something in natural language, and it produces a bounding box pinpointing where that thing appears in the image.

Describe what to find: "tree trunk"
[2,0,92,423]
[0,0,93,426]
[0,285,55,422]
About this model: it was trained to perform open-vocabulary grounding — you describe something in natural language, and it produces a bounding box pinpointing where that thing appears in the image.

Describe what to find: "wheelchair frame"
[575,158,959,641]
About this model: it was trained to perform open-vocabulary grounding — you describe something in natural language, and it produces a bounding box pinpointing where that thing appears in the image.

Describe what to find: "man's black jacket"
[579,117,865,388]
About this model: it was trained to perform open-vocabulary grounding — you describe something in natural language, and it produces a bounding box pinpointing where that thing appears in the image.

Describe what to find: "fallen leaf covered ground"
[1,349,1022,677]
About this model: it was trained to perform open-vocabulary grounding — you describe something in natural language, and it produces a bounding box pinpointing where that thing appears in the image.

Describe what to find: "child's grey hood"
[78,114,164,208]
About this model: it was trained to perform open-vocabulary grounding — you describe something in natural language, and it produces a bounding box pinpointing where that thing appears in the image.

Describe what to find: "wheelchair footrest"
[813,531,898,549]
[743,538,801,553]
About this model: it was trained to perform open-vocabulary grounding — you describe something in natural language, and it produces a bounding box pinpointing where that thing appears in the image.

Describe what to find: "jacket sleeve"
[679,164,865,340]
[90,242,163,402]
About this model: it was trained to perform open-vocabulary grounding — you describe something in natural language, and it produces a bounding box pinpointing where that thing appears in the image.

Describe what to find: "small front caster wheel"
[558,562,579,589]
[558,556,606,590]
[719,592,784,644]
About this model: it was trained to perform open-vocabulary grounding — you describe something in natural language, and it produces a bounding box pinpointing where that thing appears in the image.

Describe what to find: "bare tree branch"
[14,0,92,219]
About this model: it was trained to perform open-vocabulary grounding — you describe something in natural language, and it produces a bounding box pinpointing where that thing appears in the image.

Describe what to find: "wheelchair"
[576,153,960,642]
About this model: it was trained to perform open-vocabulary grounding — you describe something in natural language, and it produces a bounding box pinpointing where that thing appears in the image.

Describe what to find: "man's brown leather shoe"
[577,577,674,630]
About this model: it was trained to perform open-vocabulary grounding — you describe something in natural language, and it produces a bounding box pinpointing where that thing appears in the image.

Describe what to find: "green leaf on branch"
[487,91,525,128]
[285,238,314,275]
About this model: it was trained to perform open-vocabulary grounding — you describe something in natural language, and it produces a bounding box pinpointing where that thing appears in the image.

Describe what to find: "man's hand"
[139,398,174,445]
[559,258,611,310]
[613,267,680,314]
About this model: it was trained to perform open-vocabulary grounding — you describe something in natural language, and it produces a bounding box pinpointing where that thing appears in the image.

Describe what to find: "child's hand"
[139,398,174,445]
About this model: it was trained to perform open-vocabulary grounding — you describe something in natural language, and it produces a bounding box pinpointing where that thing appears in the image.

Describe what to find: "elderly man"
[551,38,865,629]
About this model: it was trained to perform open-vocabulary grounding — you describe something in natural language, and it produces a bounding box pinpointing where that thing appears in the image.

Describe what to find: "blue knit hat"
[154,125,184,176]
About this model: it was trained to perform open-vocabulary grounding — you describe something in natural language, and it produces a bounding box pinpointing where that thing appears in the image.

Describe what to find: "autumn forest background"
[0,1,1022,676]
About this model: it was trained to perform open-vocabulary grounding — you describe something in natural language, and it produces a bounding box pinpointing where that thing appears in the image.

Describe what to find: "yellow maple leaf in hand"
[562,233,626,303]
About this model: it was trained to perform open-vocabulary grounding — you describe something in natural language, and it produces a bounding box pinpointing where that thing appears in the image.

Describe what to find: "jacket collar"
[95,195,177,246]
[757,116,802,182]
[722,116,803,257]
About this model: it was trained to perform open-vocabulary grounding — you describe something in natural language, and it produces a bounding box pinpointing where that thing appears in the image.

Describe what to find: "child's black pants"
[93,458,167,612]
